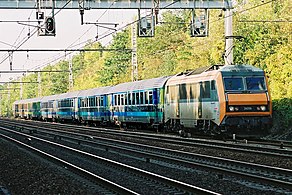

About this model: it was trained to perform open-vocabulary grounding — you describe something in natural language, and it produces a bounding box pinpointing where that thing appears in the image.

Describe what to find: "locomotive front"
[217,65,272,135]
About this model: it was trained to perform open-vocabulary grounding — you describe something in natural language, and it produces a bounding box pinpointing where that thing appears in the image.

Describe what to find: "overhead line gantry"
[0,0,233,9]
[0,0,235,72]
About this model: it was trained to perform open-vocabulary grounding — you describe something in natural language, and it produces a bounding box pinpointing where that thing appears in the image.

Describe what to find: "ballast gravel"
[0,138,96,195]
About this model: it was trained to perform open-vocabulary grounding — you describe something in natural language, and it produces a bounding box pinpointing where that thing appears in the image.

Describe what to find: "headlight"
[260,106,266,111]
[234,107,239,111]
[229,106,234,111]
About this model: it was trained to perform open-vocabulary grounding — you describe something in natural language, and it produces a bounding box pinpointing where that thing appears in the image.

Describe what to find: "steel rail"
[0,127,219,195]
[6,118,292,159]
[3,121,292,191]
[0,133,139,195]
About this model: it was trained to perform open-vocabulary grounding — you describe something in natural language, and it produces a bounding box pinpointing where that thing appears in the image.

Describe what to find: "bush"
[272,98,292,132]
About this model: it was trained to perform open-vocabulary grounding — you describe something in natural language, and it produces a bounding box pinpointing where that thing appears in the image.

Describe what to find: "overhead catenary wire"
[28,1,119,72]
[0,1,72,66]
[1,0,279,82]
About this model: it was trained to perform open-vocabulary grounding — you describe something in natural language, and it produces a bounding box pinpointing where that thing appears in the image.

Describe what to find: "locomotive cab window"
[224,78,244,91]
[246,77,266,91]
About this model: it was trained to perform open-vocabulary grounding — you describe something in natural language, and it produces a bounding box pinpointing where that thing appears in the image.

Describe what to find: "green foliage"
[98,29,132,86]
[273,98,292,131]
[232,0,292,130]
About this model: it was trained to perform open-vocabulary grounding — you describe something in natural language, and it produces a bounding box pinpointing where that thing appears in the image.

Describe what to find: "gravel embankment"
[0,138,99,195]
[1,131,290,195]
[104,134,292,169]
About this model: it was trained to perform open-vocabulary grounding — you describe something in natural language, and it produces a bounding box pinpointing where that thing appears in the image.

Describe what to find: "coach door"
[198,82,203,118]
[74,98,78,120]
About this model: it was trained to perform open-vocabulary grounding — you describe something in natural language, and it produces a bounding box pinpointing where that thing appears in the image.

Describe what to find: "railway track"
[0,133,134,194]
[0,126,217,194]
[1,119,291,193]
[2,118,292,159]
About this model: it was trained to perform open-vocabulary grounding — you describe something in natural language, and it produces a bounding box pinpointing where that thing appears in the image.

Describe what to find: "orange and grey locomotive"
[164,65,272,135]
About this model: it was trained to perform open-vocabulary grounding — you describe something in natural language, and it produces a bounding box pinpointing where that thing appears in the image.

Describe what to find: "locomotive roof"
[109,76,171,93]
[219,64,264,73]
[77,86,111,97]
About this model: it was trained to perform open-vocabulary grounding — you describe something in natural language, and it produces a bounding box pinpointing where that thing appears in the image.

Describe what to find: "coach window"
[125,94,128,105]
[114,95,117,106]
[135,92,140,105]
[90,97,92,107]
[95,97,99,107]
[149,91,153,104]
[117,94,120,105]
[132,93,136,105]
[71,99,74,107]
[140,92,144,104]
[128,93,131,105]
[92,97,95,107]
[85,98,88,107]
[100,97,104,107]
[97,97,100,107]
[145,91,149,104]
[121,94,124,105]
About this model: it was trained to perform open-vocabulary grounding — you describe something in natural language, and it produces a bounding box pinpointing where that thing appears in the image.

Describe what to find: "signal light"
[45,17,55,36]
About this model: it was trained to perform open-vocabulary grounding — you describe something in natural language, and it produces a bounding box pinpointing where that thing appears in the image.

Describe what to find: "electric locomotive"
[12,64,272,136]
[164,65,272,135]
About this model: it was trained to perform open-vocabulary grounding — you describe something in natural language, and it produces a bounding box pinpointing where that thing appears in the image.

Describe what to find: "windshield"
[224,78,244,91]
[246,77,266,90]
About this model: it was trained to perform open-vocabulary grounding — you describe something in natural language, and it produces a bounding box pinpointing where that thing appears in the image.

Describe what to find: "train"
[12,64,272,136]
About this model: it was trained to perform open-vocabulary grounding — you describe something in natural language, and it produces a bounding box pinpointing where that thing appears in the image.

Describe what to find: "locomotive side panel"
[164,71,220,131]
